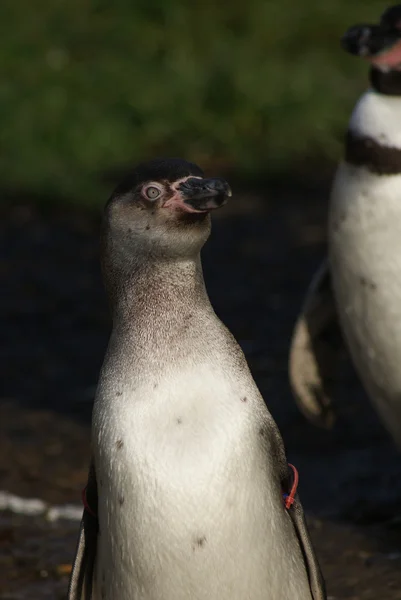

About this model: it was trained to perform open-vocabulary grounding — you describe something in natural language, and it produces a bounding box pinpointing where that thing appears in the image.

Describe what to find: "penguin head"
[102,157,231,263]
[341,4,401,70]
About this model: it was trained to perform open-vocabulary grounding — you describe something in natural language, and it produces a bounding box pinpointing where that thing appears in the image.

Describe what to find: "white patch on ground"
[0,490,82,521]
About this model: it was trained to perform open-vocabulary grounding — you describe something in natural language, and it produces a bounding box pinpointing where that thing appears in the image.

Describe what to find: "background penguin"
[289,5,401,447]
[68,158,326,600]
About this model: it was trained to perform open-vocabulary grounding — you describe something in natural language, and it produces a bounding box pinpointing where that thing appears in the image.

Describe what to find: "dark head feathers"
[381,4,401,30]
[110,158,204,200]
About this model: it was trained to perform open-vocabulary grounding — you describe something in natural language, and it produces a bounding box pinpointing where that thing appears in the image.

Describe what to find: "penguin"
[68,158,326,600]
[289,5,401,447]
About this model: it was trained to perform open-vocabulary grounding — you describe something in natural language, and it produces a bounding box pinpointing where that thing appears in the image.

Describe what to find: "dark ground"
[2,178,401,599]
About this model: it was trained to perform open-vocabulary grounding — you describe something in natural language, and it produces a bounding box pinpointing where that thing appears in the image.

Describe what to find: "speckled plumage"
[69,158,324,600]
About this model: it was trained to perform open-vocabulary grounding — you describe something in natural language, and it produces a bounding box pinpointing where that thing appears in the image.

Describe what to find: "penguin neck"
[110,255,211,328]
[369,66,401,96]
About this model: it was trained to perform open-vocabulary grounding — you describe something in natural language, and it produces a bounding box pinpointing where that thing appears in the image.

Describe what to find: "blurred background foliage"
[0,0,386,204]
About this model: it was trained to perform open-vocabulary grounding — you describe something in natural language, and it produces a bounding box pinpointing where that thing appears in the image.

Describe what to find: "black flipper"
[289,259,344,428]
[67,461,98,600]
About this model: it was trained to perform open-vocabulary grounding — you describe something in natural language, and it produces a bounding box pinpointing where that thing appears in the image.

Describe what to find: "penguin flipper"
[68,462,98,600]
[288,258,342,428]
[272,430,326,599]
[286,493,327,600]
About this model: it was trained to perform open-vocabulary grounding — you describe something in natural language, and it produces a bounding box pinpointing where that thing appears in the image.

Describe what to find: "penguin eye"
[143,185,162,200]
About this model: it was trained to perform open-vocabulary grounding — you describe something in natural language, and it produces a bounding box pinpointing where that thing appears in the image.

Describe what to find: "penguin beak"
[341,23,401,60]
[170,177,232,213]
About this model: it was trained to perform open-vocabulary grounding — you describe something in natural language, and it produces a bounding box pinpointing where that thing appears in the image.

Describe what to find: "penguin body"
[289,5,401,447]
[94,316,309,600]
[329,91,401,443]
[69,158,325,599]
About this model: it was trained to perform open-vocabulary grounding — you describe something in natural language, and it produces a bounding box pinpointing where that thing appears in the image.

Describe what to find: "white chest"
[329,162,401,374]
[91,364,311,600]
[348,88,401,147]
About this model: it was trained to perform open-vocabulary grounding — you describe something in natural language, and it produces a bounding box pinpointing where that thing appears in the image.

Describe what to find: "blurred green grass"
[0,0,386,204]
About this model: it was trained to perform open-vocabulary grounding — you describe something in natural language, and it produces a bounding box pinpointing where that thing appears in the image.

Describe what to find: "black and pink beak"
[342,5,401,64]
[176,177,232,213]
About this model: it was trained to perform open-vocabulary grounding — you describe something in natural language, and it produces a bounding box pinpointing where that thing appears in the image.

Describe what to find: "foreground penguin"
[289,5,401,446]
[68,158,325,599]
